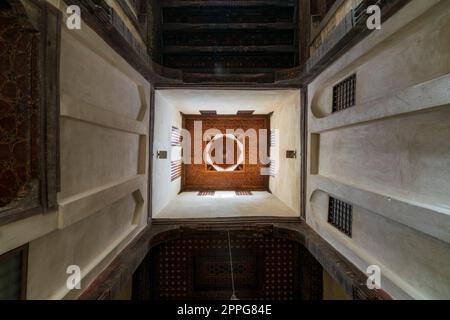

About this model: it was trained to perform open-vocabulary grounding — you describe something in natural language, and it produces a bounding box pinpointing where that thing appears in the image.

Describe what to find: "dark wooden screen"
[0,244,28,300]
[0,0,60,225]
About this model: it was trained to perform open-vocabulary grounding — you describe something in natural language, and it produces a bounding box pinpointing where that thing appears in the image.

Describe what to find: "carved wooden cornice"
[78,0,112,24]
[63,0,182,85]
[60,0,411,86]
[277,0,412,85]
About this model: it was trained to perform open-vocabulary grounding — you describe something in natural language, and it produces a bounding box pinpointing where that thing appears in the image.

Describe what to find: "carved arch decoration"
[0,0,60,225]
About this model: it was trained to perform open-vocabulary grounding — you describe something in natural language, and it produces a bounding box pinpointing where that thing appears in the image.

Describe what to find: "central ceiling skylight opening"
[152,89,301,220]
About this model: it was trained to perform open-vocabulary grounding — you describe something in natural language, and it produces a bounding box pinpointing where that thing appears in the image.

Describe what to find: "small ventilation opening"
[328,197,353,237]
[236,191,253,196]
[170,126,182,181]
[199,110,217,116]
[332,74,356,113]
[198,191,215,196]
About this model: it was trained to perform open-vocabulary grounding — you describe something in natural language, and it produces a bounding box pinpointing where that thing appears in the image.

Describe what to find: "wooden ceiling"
[157,0,299,81]
[182,115,270,191]
[132,229,323,300]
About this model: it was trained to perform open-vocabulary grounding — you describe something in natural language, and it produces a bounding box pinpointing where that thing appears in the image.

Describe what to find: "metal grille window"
[0,245,28,300]
[328,197,353,237]
[332,74,356,113]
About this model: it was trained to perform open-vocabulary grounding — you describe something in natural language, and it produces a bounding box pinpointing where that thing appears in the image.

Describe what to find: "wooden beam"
[298,0,311,67]
[183,71,275,84]
[162,45,297,54]
[182,67,277,73]
[162,22,296,31]
[160,0,297,8]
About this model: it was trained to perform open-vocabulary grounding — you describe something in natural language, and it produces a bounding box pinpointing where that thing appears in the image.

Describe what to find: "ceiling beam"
[160,0,297,8]
[162,45,297,54]
[162,22,296,31]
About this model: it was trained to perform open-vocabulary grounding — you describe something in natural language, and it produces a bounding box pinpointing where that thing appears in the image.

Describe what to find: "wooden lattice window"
[269,160,276,177]
[170,160,181,182]
[171,126,181,146]
[170,126,182,181]
[270,129,276,147]
[0,244,28,300]
[332,74,356,113]
[269,129,276,176]
[328,197,353,237]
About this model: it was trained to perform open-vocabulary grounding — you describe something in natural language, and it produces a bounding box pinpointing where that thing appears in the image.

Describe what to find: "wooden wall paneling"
[298,0,311,68]
[147,86,155,223]
[0,0,60,226]
[181,112,187,190]
[300,87,307,220]
[0,243,29,300]
[116,0,148,43]
[42,2,61,210]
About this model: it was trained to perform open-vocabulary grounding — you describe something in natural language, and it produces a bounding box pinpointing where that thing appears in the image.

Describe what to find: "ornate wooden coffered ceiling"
[157,0,300,83]
[133,229,323,300]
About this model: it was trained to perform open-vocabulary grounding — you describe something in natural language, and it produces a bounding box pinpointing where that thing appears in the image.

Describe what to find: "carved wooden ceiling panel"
[0,3,40,210]
[135,230,323,300]
[0,0,60,225]
[182,115,270,191]
[157,0,299,81]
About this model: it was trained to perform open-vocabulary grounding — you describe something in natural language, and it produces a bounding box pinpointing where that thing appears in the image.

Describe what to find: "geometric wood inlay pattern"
[139,230,323,300]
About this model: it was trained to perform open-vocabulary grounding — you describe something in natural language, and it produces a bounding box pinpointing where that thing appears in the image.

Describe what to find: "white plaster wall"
[307,0,450,299]
[269,91,301,214]
[0,3,150,300]
[152,92,182,217]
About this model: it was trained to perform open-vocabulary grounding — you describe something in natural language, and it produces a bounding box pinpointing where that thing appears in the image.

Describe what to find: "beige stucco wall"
[269,91,301,214]
[152,92,182,217]
[0,2,150,299]
[307,0,450,299]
